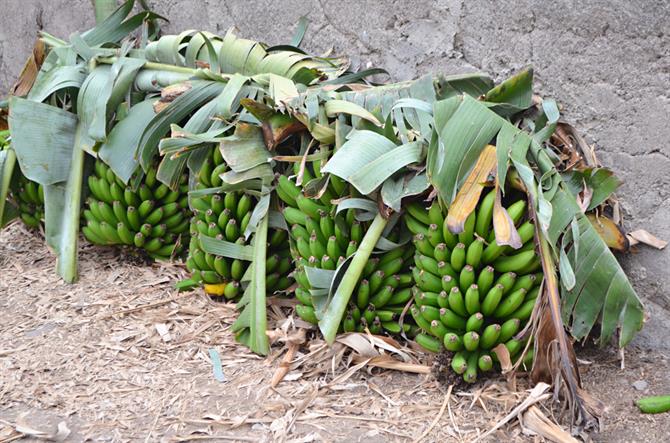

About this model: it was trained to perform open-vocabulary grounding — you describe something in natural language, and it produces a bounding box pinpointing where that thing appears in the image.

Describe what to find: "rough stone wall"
[1,0,668,345]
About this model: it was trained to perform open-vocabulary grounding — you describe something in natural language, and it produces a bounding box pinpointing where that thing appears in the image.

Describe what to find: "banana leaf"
[0,143,18,227]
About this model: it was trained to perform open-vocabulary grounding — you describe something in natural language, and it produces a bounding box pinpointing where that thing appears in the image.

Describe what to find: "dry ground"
[1,222,668,442]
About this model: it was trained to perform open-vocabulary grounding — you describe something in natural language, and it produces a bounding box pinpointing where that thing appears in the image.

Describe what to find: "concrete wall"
[1,0,669,344]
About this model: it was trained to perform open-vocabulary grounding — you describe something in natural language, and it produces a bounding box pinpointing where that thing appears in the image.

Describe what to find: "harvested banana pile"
[405,190,542,383]
[83,159,190,260]
[11,173,45,229]
[280,161,417,335]
[186,147,293,299]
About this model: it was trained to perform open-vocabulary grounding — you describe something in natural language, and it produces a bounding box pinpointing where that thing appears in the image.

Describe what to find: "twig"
[76,292,196,324]
[412,384,453,443]
[470,382,552,443]
[270,342,299,388]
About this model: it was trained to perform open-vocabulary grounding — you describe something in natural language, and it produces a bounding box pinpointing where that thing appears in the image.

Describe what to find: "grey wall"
[1,0,669,343]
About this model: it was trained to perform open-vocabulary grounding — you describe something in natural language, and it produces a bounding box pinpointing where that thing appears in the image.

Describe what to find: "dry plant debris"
[1,222,667,442]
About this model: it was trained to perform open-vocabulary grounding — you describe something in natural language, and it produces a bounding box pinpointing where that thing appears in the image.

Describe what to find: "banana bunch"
[279,162,418,336]
[82,159,190,261]
[404,189,543,383]
[11,173,45,229]
[186,147,293,299]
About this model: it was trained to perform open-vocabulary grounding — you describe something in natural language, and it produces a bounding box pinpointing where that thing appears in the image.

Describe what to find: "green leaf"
[27,64,87,103]
[98,98,158,184]
[324,100,382,126]
[232,213,270,355]
[380,172,430,212]
[435,72,494,99]
[0,148,17,227]
[562,167,622,211]
[322,130,422,195]
[8,97,77,185]
[290,16,309,47]
[484,67,534,116]
[220,124,271,173]
[198,234,254,261]
[559,203,644,347]
[429,94,504,204]
[137,80,226,170]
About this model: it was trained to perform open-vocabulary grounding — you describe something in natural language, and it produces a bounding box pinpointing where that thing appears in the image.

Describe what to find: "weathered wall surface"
[1,0,669,344]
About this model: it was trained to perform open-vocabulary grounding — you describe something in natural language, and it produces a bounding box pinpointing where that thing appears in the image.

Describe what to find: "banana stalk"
[320,213,388,344]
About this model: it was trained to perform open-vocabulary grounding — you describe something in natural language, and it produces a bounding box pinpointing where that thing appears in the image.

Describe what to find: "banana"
[415,254,440,275]
[476,265,495,295]
[124,187,140,207]
[458,212,476,246]
[441,275,456,292]
[133,232,146,247]
[387,287,412,305]
[463,331,480,351]
[433,243,450,263]
[138,184,153,202]
[509,298,537,321]
[406,202,431,226]
[459,265,475,292]
[210,163,226,187]
[224,192,237,211]
[296,195,328,219]
[145,207,164,226]
[463,351,479,383]
[284,207,307,226]
[109,182,124,202]
[447,287,467,317]
[495,272,517,294]
[420,305,441,323]
[426,224,444,247]
[414,234,435,257]
[98,201,118,225]
[505,339,522,357]
[415,333,442,353]
[296,305,318,324]
[100,221,122,243]
[83,225,106,244]
[236,194,252,220]
[370,285,394,308]
[465,238,484,268]
[450,243,466,271]
[478,353,493,372]
[475,188,495,238]
[137,200,155,218]
[369,270,385,294]
[443,332,463,351]
[413,268,443,293]
[441,217,459,249]
[466,312,484,332]
[439,308,466,330]
[494,288,527,318]
[451,352,468,374]
[116,223,134,245]
[405,212,429,235]
[430,319,449,339]
[480,324,501,349]
[464,285,480,315]
[499,318,521,343]
[481,284,504,316]
[415,290,439,307]
[493,250,536,273]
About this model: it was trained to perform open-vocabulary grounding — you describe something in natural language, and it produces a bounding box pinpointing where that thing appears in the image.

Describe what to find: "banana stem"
[0,148,17,226]
[320,212,389,344]
[57,127,86,283]
[248,213,269,355]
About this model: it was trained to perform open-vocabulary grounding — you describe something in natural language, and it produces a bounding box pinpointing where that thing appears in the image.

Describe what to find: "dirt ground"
[1,222,668,442]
